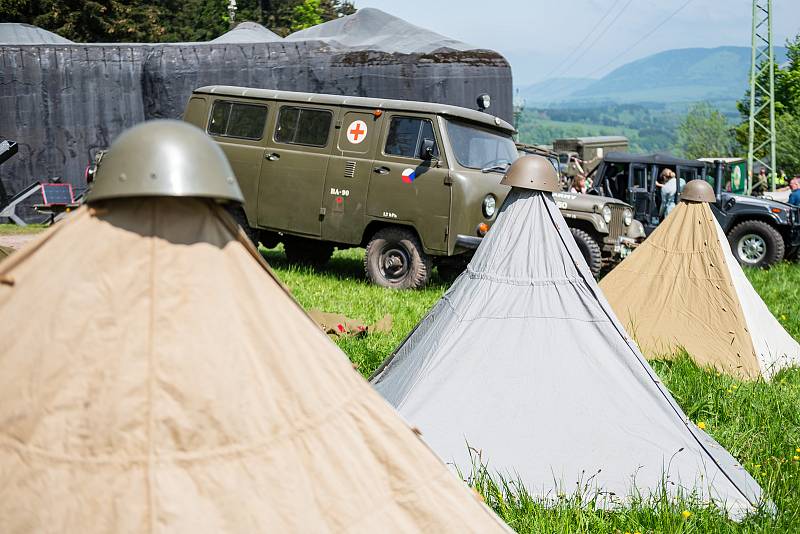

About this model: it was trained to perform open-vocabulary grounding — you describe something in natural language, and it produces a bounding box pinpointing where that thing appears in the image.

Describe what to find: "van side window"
[207,101,267,140]
[385,117,439,159]
[275,107,332,147]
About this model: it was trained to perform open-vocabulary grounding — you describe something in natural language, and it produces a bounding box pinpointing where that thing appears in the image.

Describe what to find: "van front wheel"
[365,227,432,289]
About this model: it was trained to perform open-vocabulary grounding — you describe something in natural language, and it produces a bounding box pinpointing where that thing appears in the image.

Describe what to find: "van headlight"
[602,205,612,223]
[482,194,497,218]
[623,208,633,226]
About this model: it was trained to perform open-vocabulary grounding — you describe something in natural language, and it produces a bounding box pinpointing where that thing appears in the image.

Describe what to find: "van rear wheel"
[365,227,432,289]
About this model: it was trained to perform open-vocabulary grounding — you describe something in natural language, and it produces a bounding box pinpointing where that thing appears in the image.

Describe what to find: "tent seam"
[146,203,157,534]
[0,390,368,465]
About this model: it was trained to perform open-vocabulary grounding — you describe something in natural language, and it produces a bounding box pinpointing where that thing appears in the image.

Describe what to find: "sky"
[352,0,800,86]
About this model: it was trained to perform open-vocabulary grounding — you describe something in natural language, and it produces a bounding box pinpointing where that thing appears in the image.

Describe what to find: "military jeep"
[517,143,644,276]
[592,152,800,268]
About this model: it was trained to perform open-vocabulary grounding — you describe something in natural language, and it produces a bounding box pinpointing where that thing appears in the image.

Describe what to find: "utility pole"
[747,0,777,193]
[512,89,525,142]
[227,0,238,30]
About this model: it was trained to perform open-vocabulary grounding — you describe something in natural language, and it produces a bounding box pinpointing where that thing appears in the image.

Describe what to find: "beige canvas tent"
[600,192,800,380]
[0,198,509,533]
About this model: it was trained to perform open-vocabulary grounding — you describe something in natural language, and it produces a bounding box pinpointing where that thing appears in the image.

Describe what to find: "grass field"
[264,246,800,534]
[2,226,798,532]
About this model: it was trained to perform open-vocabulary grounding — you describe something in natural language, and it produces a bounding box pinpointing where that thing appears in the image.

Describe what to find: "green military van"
[183,85,519,288]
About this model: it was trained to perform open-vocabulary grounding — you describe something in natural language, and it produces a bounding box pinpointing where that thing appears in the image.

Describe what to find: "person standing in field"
[789,177,800,206]
[658,168,684,219]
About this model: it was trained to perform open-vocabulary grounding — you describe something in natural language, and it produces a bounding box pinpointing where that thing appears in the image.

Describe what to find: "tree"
[0,0,356,42]
[289,0,324,32]
[676,103,735,159]
[775,113,800,176]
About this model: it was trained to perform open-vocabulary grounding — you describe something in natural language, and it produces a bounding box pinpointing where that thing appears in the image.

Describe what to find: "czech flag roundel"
[401,168,416,184]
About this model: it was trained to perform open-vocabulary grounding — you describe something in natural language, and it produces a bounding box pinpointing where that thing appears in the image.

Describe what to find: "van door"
[628,163,655,228]
[367,113,451,253]
[206,99,270,224]
[257,104,336,237]
[321,110,382,244]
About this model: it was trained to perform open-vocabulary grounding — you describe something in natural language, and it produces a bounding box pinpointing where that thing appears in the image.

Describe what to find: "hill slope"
[523,46,789,106]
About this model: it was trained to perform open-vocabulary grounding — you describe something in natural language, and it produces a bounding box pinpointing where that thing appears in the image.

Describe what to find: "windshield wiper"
[481,163,510,173]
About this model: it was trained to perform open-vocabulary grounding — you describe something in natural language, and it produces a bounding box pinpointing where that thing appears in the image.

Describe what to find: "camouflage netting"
[0,10,512,221]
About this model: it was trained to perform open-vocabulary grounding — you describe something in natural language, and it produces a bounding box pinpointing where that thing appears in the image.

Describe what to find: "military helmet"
[87,120,243,204]
[680,179,716,203]
[499,156,560,192]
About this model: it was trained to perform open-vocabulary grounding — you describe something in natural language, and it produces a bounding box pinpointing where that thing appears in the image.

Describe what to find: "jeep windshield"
[445,120,518,172]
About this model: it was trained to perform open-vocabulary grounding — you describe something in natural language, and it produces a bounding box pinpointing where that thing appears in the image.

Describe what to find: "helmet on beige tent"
[681,179,716,203]
[86,120,243,204]
[500,155,560,192]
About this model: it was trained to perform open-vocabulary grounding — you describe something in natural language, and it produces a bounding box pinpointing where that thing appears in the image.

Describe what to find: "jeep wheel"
[284,237,334,268]
[365,227,432,289]
[569,227,602,277]
[727,220,784,268]
[224,205,260,246]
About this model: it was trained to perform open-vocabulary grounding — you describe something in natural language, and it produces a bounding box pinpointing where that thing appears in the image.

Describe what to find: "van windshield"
[445,120,518,171]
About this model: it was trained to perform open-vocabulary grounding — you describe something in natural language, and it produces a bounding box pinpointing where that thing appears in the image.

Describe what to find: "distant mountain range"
[516,46,789,107]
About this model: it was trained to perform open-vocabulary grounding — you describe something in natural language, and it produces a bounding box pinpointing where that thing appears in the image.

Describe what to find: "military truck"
[183,85,520,289]
[553,136,629,177]
[591,152,800,268]
[517,143,643,276]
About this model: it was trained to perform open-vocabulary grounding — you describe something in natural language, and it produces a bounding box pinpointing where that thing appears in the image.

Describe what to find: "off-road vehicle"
[516,143,643,276]
[183,86,520,289]
[592,152,800,268]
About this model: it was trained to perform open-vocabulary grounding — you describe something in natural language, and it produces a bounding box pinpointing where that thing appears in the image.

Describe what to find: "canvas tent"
[599,192,800,380]
[0,22,72,44]
[209,22,282,43]
[286,7,476,53]
[0,198,510,532]
[371,180,763,518]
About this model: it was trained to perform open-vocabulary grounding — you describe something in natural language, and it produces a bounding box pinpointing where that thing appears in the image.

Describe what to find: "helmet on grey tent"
[680,179,716,203]
[86,120,243,204]
[499,156,560,192]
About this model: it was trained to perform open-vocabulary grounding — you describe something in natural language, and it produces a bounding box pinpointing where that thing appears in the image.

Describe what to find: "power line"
[583,0,695,79]
[555,0,636,79]
[542,0,625,81]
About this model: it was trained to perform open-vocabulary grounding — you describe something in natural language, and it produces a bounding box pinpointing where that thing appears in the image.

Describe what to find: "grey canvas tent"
[286,7,476,53]
[371,182,764,519]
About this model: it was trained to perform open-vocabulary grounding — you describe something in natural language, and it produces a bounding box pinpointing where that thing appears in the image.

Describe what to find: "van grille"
[344,160,356,178]
[608,205,625,238]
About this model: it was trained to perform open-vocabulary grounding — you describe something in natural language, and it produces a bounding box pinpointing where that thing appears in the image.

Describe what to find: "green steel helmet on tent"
[681,179,716,203]
[500,155,560,192]
[87,120,243,204]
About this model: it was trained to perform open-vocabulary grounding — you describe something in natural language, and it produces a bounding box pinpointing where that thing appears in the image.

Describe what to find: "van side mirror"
[420,138,436,161]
